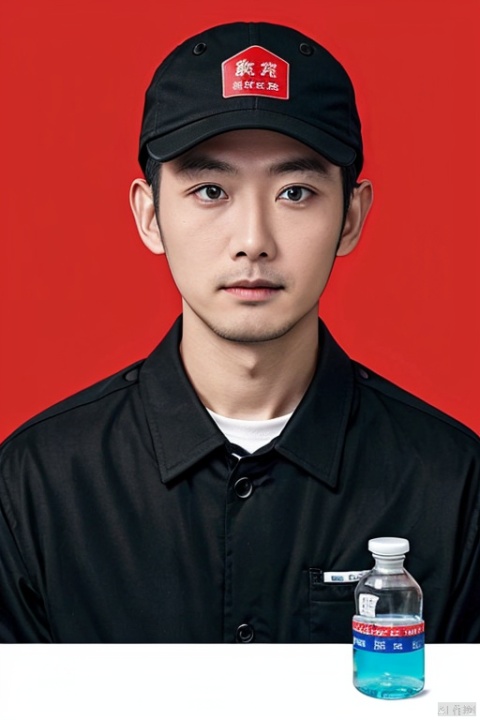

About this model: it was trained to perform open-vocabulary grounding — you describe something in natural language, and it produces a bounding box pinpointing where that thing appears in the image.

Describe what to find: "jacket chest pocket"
[309,568,357,643]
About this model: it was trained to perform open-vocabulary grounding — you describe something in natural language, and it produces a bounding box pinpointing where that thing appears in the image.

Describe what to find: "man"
[0,21,478,643]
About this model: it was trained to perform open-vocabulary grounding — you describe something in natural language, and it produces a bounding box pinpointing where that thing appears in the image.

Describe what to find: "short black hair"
[144,154,359,229]
[145,155,162,218]
[341,163,360,224]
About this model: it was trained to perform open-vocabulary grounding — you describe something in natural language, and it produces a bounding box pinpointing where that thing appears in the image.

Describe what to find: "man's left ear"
[336,180,373,257]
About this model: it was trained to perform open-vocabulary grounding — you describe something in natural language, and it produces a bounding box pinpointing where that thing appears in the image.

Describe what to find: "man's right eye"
[194,185,227,201]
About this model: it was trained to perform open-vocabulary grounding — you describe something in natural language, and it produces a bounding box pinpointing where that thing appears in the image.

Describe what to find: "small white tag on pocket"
[323,570,368,584]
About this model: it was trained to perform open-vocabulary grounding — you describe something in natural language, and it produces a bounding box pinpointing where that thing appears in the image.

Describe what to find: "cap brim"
[145,109,357,166]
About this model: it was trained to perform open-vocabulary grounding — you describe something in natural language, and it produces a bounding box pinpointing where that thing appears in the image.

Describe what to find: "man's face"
[145,129,366,343]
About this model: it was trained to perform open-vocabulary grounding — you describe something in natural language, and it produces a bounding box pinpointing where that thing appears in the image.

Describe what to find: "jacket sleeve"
[0,464,51,643]
[444,483,480,643]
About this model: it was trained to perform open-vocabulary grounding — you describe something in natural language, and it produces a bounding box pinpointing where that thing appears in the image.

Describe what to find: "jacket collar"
[139,316,354,487]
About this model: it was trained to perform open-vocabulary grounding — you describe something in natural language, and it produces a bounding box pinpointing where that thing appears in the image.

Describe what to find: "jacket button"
[236,623,255,643]
[234,477,253,499]
[124,368,139,382]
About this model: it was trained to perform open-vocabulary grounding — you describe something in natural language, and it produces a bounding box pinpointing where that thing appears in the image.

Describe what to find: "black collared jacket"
[1,318,479,643]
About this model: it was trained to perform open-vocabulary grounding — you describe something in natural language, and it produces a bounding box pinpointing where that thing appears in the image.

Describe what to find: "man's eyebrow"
[268,157,333,178]
[174,155,238,176]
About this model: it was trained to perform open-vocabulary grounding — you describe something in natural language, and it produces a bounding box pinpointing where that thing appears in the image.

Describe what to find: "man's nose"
[229,197,278,260]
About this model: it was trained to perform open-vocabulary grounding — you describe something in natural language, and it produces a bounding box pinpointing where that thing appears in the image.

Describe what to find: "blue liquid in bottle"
[353,615,425,699]
[353,538,425,700]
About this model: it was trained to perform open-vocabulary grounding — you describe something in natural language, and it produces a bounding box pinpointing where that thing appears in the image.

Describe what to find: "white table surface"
[1,644,478,719]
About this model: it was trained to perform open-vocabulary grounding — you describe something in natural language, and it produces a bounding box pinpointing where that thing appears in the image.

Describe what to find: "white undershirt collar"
[206,408,293,454]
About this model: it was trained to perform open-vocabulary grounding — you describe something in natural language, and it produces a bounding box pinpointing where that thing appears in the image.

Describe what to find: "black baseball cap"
[139,22,363,174]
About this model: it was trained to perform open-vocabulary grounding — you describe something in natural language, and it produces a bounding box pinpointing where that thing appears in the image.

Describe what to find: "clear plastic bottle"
[352,537,425,699]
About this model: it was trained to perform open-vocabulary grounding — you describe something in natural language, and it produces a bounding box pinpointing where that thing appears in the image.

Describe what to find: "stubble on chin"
[208,325,294,344]
[197,308,313,345]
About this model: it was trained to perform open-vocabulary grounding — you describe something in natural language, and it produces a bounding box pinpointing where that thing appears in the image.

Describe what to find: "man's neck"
[179,309,319,420]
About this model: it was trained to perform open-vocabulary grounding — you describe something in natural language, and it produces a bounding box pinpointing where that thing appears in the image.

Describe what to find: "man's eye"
[194,185,227,201]
[278,186,312,202]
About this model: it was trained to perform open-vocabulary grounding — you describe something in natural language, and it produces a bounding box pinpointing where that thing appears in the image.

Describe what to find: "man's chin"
[207,321,296,345]
[184,303,320,344]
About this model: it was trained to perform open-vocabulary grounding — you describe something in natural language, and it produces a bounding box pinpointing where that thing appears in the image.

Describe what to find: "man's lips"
[225,279,283,289]
[222,279,284,300]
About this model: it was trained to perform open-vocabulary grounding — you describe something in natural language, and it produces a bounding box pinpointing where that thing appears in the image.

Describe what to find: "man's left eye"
[278,186,312,202]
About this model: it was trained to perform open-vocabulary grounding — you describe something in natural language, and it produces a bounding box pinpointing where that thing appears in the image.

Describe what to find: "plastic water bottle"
[352,537,425,699]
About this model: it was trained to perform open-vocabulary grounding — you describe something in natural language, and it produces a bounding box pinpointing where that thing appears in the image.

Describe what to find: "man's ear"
[336,179,373,257]
[129,178,165,255]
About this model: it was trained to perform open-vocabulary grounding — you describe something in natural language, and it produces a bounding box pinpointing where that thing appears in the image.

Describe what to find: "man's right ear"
[129,178,165,255]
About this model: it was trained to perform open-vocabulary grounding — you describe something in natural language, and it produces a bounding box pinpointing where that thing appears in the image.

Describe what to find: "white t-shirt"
[206,408,293,454]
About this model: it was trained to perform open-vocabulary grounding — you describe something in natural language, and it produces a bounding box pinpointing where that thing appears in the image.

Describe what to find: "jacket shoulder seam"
[1,360,145,449]
[353,361,479,444]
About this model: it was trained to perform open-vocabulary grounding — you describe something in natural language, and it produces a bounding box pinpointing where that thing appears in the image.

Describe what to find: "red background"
[1,0,479,441]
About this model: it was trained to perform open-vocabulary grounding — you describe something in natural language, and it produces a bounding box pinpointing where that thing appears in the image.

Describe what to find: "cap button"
[299,42,314,56]
[192,42,207,56]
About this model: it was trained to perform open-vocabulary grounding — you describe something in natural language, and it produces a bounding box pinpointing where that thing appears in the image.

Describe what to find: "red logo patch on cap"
[222,46,289,100]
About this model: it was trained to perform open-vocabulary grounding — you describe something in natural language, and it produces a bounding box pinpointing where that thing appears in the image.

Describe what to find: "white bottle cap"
[368,537,410,556]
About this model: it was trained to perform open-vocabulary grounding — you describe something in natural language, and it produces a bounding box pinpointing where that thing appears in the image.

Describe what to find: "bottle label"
[353,620,425,653]
[358,593,379,617]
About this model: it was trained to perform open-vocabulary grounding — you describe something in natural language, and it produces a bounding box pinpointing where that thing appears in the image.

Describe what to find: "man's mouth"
[222,279,284,300]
